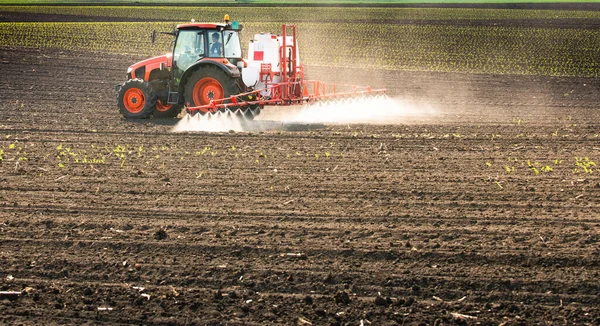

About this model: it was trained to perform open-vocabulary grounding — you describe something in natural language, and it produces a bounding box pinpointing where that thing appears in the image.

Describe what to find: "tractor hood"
[127,53,172,80]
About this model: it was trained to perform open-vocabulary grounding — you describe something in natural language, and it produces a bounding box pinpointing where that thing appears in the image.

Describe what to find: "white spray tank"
[242,32,301,97]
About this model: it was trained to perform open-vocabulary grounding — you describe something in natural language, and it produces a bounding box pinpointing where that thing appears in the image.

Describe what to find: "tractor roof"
[176,15,241,31]
[176,23,227,30]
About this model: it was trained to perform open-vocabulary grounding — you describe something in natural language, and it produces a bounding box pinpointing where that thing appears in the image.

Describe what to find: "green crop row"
[0,22,171,55]
[1,20,598,77]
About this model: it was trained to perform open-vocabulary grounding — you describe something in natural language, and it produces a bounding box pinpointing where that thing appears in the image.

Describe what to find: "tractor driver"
[210,32,222,57]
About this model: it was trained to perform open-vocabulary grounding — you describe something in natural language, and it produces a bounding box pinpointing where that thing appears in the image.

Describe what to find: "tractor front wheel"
[184,66,240,113]
[117,79,156,119]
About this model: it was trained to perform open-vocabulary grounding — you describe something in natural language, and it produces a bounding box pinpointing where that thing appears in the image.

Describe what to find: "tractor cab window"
[208,31,242,59]
[173,30,205,75]
[208,31,223,58]
[223,31,242,58]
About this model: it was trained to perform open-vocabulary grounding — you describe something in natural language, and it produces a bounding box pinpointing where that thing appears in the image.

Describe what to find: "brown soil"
[1,15,600,326]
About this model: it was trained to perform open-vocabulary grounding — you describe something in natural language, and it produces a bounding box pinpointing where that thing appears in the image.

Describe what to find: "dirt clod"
[334,291,351,305]
[153,229,168,240]
[374,295,391,306]
[304,295,313,305]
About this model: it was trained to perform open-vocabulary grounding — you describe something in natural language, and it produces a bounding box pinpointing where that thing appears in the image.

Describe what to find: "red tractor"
[116,15,384,119]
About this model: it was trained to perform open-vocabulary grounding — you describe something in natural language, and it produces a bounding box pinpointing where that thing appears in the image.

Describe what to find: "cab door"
[172,29,206,83]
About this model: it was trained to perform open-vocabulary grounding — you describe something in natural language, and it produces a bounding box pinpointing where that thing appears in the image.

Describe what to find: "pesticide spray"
[171,94,436,133]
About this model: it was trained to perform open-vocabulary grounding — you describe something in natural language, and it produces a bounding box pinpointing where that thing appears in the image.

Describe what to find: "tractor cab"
[172,18,244,82]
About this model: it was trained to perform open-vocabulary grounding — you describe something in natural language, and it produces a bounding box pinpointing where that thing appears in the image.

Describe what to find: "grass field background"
[0,0,596,4]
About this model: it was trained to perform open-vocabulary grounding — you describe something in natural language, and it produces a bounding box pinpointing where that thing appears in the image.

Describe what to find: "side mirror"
[151,30,156,43]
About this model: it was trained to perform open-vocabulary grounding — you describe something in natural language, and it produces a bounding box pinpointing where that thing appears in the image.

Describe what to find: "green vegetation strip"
[2,6,600,22]
[0,0,596,4]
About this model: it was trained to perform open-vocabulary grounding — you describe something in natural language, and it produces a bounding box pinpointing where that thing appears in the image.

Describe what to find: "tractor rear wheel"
[153,99,182,118]
[117,79,156,119]
[184,66,241,114]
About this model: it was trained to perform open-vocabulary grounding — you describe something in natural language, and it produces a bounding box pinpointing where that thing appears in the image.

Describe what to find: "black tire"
[153,100,182,118]
[184,65,241,112]
[117,79,156,119]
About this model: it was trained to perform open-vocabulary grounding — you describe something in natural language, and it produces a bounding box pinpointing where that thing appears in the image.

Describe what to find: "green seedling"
[574,157,596,174]
[513,117,524,125]
[196,147,211,155]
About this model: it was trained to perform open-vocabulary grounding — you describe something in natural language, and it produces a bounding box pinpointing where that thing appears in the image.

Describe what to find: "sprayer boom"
[186,80,386,114]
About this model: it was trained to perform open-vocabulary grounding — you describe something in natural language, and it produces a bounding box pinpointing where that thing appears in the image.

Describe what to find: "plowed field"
[1,6,600,326]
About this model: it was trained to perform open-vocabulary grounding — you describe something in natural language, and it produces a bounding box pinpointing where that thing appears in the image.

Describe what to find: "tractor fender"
[179,60,240,94]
